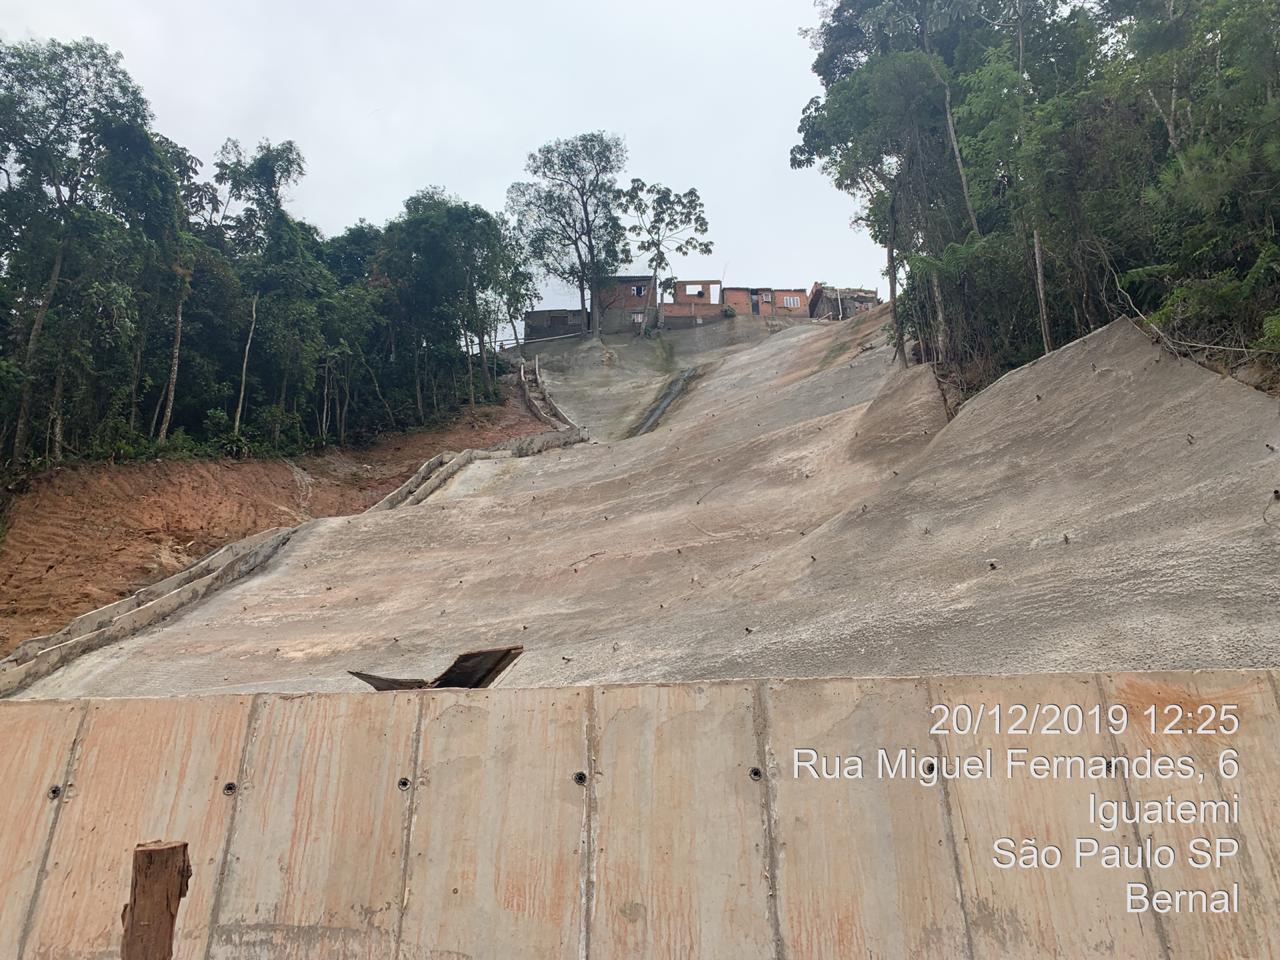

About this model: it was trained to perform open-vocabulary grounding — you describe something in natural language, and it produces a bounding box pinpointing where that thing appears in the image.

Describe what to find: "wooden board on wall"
[591,682,775,960]
[0,700,83,960]
[398,687,588,960]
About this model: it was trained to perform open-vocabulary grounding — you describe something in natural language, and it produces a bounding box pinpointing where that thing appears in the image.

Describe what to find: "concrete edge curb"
[0,372,591,693]
[0,526,295,696]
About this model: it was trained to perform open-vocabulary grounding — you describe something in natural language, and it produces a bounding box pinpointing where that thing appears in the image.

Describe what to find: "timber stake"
[120,841,191,960]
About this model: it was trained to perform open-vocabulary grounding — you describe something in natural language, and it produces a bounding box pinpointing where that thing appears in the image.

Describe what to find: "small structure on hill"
[809,283,879,320]
[524,308,588,341]
[522,277,882,341]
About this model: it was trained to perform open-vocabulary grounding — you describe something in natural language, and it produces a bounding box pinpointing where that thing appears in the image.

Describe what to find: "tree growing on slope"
[507,132,629,339]
[619,181,713,332]
[0,38,150,463]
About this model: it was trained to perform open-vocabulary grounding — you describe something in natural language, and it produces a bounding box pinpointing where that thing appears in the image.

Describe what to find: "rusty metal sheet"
[207,692,419,960]
[21,696,251,960]
[932,673,1163,958]
[766,677,969,959]
[397,687,587,960]
[591,681,775,959]
[1103,670,1280,958]
[0,700,83,959]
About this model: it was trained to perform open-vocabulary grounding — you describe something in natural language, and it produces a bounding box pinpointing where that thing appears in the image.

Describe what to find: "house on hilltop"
[522,276,880,340]
[809,283,879,320]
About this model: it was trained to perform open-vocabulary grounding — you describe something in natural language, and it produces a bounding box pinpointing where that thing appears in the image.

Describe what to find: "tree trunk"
[577,280,589,338]
[414,344,425,425]
[157,288,187,443]
[930,272,949,364]
[232,292,258,435]
[465,337,476,408]
[941,81,981,237]
[320,359,331,440]
[888,187,907,369]
[128,331,148,431]
[272,370,288,445]
[923,54,981,238]
[149,381,166,439]
[358,343,395,427]
[1033,227,1053,355]
[50,363,65,462]
[477,329,495,397]
[13,236,67,463]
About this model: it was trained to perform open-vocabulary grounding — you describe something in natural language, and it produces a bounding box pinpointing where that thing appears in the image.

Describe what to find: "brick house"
[722,286,810,319]
[525,276,874,341]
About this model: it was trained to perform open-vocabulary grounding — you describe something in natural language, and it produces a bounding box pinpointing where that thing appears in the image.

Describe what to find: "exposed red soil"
[0,397,545,653]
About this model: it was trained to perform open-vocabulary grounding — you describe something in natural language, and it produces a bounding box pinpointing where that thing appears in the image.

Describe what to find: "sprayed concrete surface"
[14,319,1280,699]
[3,671,1279,958]
[529,315,803,440]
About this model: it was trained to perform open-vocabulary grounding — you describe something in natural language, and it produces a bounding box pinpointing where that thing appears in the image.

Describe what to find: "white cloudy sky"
[1,0,884,307]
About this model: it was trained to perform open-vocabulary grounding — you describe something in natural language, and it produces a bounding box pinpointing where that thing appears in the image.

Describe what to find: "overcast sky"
[2,0,885,308]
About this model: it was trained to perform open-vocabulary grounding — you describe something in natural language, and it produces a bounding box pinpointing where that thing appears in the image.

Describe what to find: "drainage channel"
[627,366,700,437]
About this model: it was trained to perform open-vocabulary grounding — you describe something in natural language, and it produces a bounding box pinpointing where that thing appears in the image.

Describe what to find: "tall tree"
[0,38,149,462]
[508,132,629,338]
[619,181,714,331]
[215,139,307,435]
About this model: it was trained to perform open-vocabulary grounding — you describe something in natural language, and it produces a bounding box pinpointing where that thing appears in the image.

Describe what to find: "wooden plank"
[398,687,587,960]
[208,692,418,960]
[591,682,774,960]
[121,841,192,960]
[932,673,1163,958]
[1102,670,1280,958]
[766,677,969,959]
[0,700,83,960]
[22,695,251,960]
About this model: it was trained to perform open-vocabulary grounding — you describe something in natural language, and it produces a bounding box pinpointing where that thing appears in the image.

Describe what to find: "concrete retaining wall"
[1,669,1276,957]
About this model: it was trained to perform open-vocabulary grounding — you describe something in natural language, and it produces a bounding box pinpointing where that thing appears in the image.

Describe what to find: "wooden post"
[121,841,191,960]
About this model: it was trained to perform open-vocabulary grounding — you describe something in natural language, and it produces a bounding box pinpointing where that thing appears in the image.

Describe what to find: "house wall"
[723,287,810,319]
[596,277,655,335]
[809,284,879,319]
[524,309,587,341]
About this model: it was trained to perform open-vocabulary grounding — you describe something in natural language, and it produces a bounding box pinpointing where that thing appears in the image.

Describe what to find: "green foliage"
[796,0,1280,383]
[506,133,629,336]
[0,38,534,471]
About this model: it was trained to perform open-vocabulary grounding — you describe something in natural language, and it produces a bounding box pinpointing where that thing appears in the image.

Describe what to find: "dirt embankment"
[0,398,545,652]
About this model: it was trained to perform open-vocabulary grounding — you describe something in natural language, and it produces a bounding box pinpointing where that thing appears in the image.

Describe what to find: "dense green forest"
[0,39,553,469]
[4,0,1276,472]
[794,0,1280,386]
[0,37,706,471]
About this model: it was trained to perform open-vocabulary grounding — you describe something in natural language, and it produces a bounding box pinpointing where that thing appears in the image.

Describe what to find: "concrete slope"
[531,313,811,439]
[3,671,1277,959]
[17,319,1280,699]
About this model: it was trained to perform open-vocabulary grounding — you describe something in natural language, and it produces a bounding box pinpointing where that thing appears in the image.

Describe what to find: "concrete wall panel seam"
[753,680,789,960]
[200,693,266,960]
[390,694,427,960]
[923,677,979,960]
[13,700,89,960]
